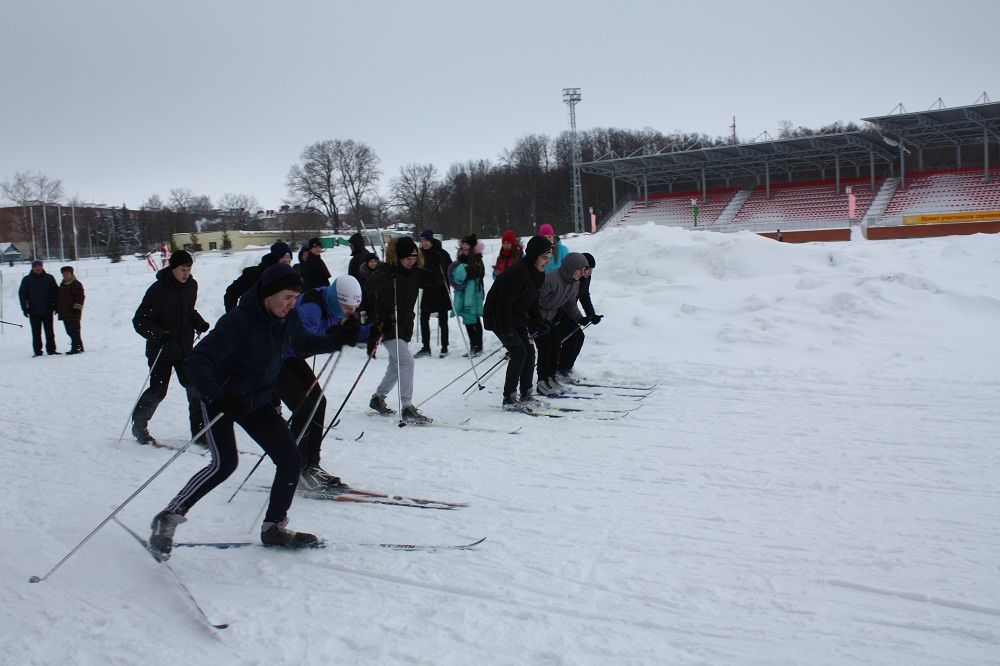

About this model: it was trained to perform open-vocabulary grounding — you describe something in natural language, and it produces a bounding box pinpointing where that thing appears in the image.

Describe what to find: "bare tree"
[390,163,443,230]
[168,187,197,211]
[1,170,64,258]
[218,192,260,230]
[331,140,381,224]
[286,141,340,229]
[143,194,164,210]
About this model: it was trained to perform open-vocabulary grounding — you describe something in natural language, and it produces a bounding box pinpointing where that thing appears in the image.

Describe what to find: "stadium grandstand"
[586,100,1000,242]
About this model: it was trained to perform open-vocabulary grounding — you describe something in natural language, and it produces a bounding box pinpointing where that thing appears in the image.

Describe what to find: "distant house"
[1,242,23,264]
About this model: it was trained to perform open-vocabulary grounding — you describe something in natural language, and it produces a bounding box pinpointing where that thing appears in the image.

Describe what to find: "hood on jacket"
[558,252,588,281]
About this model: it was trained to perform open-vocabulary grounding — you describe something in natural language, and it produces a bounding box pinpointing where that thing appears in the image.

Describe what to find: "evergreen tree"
[221,229,232,250]
[189,231,203,252]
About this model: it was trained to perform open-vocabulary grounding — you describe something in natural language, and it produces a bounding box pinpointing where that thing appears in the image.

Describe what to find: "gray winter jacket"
[537,252,588,322]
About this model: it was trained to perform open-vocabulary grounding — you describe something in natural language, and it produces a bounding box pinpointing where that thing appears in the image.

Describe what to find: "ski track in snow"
[2,226,999,665]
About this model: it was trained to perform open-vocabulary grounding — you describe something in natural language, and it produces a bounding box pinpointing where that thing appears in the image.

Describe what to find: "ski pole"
[417,346,503,407]
[560,320,593,344]
[116,345,166,443]
[29,412,225,584]
[227,352,339,503]
[0,318,24,327]
[320,335,382,441]
[462,351,509,395]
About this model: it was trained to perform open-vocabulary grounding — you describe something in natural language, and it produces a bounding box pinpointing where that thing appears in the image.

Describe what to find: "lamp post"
[562,87,584,234]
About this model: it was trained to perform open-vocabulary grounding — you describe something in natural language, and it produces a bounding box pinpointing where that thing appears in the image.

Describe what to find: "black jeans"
[465,321,483,352]
[275,357,327,469]
[132,351,203,437]
[534,323,561,382]
[555,315,585,373]
[166,404,302,524]
[29,314,56,354]
[500,328,534,397]
[62,317,83,352]
[419,309,449,350]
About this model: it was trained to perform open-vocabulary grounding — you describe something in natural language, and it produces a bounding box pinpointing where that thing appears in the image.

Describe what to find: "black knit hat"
[259,263,304,299]
[307,237,322,249]
[396,237,418,259]
[524,236,552,264]
[461,234,478,247]
[583,252,596,268]
[60,265,74,274]
[270,242,292,260]
[168,250,193,268]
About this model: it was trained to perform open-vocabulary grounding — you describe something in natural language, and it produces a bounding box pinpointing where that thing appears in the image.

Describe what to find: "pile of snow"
[1,225,998,664]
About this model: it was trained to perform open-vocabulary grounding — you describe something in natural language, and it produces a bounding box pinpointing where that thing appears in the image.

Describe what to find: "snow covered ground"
[2,225,999,665]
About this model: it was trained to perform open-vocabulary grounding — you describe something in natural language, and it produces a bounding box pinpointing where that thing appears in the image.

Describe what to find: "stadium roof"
[579,101,999,194]
[862,101,1000,149]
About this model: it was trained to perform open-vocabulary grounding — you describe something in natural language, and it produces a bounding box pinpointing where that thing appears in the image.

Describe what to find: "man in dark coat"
[18,260,59,356]
[130,250,211,445]
[347,231,369,281]
[299,237,331,289]
[364,236,434,424]
[415,229,452,357]
[223,242,292,312]
[56,266,85,354]
[147,263,344,560]
[483,236,553,410]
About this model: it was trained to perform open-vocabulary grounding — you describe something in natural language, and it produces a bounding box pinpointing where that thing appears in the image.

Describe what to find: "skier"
[538,224,569,273]
[131,250,210,446]
[147,263,344,560]
[18,260,59,357]
[414,229,452,358]
[278,275,370,490]
[299,237,331,289]
[482,236,553,411]
[346,231,369,281]
[365,236,434,424]
[557,252,602,381]
[534,252,589,396]
[492,230,523,278]
[56,266,85,354]
[223,242,292,312]
[451,238,486,357]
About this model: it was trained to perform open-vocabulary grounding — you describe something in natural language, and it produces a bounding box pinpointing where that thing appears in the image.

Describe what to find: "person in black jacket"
[347,231,369,281]
[147,264,344,560]
[483,236,553,411]
[131,251,210,446]
[365,236,434,424]
[19,260,60,357]
[56,266,85,354]
[300,237,331,289]
[222,242,292,312]
[415,229,452,357]
[557,252,602,380]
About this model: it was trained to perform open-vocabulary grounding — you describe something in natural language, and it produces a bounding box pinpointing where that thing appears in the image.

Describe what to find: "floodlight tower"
[562,87,584,233]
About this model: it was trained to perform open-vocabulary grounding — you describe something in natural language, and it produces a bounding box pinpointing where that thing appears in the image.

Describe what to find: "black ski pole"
[320,334,382,441]
[116,345,166,443]
[0,318,24,327]
[560,320,593,344]
[29,412,225,584]
[436,261,484,389]
[462,352,509,394]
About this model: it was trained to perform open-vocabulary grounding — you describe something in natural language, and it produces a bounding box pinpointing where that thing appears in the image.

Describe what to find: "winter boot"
[548,375,571,393]
[413,347,432,358]
[132,422,157,446]
[401,405,432,425]
[369,394,395,416]
[503,393,532,413]
[300,466,346,493]
[439,346,448,358]
[519,389,548,410]
[536,379,562,396]
[149,509,186,562]
[261,518,322,549]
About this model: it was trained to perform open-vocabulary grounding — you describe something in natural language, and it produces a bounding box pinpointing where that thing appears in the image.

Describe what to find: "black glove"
[158,330,173,343]
[212,392,252,418]
[329,317,361,348]
[589,314,603,326]
[196,321,210,334]
[532,320,552,338]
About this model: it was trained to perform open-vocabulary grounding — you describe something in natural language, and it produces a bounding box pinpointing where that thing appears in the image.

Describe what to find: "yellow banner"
[903,210,1000,225]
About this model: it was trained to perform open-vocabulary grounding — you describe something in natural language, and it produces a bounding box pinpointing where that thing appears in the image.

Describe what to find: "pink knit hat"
[538,223,555,236]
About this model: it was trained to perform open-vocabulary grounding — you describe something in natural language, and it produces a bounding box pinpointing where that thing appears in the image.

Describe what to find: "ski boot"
[261,518,322,549]
[149,509,186,562]
[401,405,432,425]
[502,394,532,413]
[300,466,346,493]
[369,394,396,416]
[132,422,157,446]
[413,347,432,359]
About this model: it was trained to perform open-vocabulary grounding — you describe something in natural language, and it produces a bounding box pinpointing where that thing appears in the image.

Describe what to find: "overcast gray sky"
[2,0,997,210]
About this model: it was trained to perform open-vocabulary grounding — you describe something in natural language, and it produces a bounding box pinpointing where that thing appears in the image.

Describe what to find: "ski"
[175,536,486,552]
[343,486,469,508]
[369,413,522,434]
[113,518,229,630]
[519,408,627,421]
[571,382,656,391]
[247,486,463,510]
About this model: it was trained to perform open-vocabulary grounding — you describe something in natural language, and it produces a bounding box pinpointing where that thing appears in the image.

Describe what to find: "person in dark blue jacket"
[18,260,59,356]
[276,275,371,491]
[147,264,343,560]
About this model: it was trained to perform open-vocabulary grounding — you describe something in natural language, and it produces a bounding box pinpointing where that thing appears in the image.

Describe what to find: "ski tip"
[28,575,41,583]
[354,431,365,441]
[212,623,229,630]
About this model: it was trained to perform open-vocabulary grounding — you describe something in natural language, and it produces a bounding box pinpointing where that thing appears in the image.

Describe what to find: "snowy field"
[1,224,999,665]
